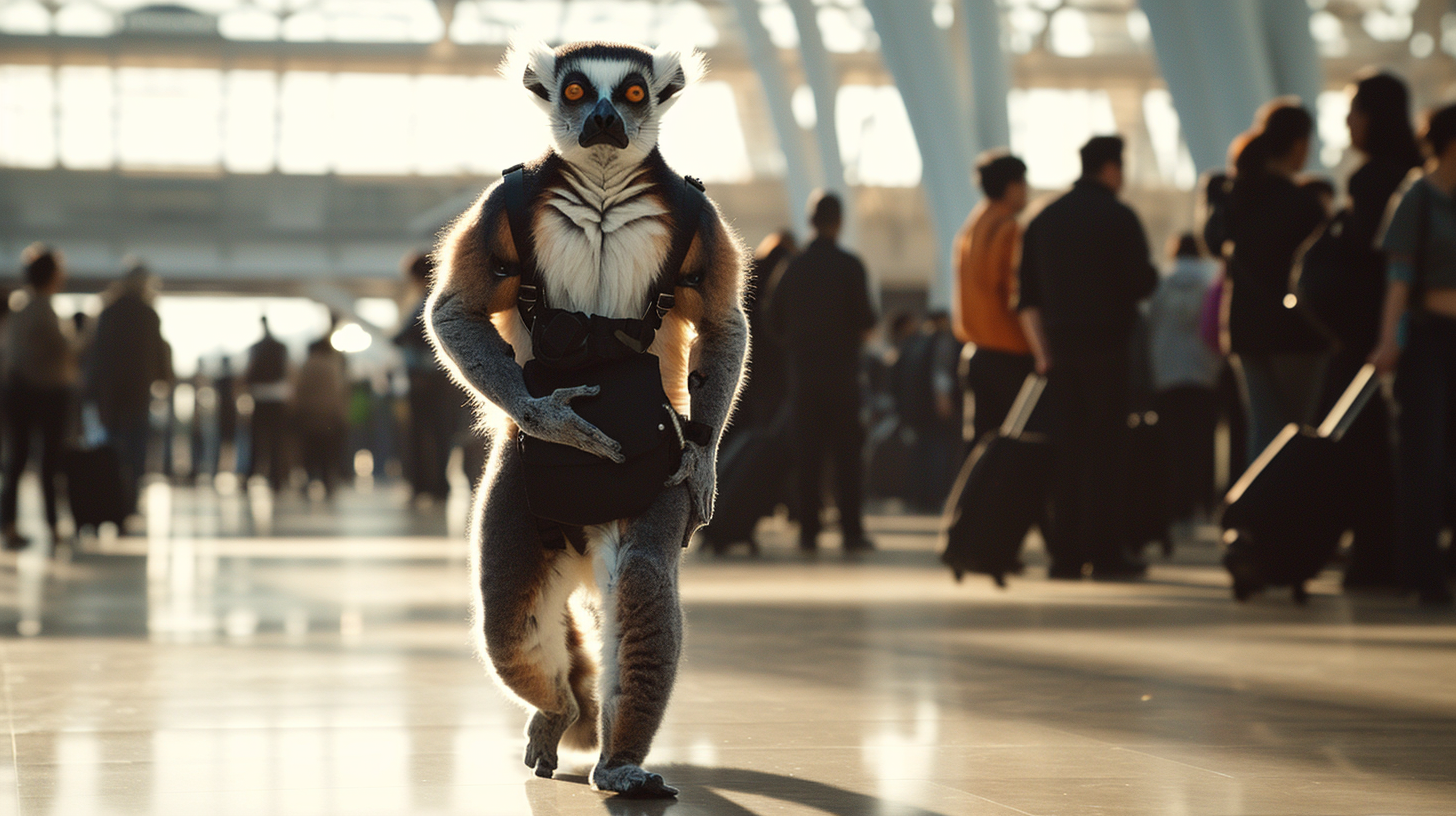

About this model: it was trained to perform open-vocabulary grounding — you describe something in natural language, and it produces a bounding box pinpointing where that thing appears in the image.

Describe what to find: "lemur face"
[510,42,703,169]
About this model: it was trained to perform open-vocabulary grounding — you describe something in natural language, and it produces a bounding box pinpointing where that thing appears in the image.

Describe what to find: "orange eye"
[625,85,645,103]
[563,83,584,102]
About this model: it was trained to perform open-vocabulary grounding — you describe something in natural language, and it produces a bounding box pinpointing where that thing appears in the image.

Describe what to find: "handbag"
[500,163,710,528]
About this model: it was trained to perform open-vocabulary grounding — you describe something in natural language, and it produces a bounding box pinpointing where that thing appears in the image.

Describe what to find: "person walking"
[2,245,78,549]
[769,192,878,553]
[293,338,349,498]
[243,316,291,491]
[395,252,460,504]
[1370,103,1456,607]
[1215,101,1332,461]
[954,152,1035,443]
[85,262,169,515]
[1148,234,1221,523]
[1017,136,1158,579]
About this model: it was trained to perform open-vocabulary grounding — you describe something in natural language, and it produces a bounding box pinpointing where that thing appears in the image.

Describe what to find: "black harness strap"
[501,164,707,332]
[501,165,543,328]
[644,174,708,323]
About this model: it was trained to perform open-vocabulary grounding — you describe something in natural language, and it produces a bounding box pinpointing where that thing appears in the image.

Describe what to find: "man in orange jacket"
[953,152,1034,443]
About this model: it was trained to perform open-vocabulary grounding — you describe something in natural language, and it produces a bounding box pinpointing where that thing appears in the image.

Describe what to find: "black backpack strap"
[642,175,708,326]
[501,164,545,328]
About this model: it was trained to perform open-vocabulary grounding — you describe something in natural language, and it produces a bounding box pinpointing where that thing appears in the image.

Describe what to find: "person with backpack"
[1214,101,1332,462]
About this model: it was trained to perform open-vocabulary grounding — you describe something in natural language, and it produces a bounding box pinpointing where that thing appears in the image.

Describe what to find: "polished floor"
[0,477,1454,815]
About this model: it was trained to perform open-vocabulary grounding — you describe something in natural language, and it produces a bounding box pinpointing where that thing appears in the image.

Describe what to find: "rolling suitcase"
[1125,409,1171,558]
[1220,364,1380,604]
[63,444,131,530]
[700,422,793,554]
[940,375,1052,587]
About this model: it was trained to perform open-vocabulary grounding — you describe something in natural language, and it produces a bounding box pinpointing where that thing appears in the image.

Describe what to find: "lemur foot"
[592,763,679,799]
[524,708,576,779]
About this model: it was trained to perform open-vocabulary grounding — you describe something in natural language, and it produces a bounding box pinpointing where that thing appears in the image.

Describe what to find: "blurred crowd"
[0,248,483,550]
[707,69,1456,604]
[4,69,1455,605]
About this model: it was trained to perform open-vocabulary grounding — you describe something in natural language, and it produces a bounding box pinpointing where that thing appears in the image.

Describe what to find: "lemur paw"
[524,708,577,779]
[592,763,679,799]
[519,386,624,463]
[666,442,715,523]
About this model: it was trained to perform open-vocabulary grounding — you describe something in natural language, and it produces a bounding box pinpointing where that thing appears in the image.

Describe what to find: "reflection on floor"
[0,479,1454,815]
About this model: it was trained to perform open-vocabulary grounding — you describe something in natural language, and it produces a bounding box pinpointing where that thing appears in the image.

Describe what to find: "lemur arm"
[425,183,625,463]
[666,200,751,524]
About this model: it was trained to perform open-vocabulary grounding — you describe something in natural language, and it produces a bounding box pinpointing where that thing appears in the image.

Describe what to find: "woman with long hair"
[1370,104,1456,606]
[1325,72,1425,591]
[1223,100,1331,461]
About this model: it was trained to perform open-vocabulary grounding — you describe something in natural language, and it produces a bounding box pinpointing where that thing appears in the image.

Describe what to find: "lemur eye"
[563,83,585,102]
[624,84,646,103]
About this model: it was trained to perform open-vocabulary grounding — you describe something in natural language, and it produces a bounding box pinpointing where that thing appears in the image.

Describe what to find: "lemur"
[425,41,749,799]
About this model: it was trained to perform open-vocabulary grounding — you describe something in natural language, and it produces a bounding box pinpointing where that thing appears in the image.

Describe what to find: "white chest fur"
[531,164,671,320]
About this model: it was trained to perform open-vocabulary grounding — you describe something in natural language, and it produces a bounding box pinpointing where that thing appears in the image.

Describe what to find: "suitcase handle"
[1316,363,1378,441]
[1000,374,1047,438]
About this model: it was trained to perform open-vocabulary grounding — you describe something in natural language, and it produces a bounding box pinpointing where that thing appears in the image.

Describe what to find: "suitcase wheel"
[990,572,1007,589]
[1291,583,1309,606]
[952,569,964,584]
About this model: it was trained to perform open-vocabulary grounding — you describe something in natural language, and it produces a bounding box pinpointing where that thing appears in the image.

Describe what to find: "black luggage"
[940,375,1052,587]
[63,444,130,530]
[1220,364,1380,603]
[700,421,794,554]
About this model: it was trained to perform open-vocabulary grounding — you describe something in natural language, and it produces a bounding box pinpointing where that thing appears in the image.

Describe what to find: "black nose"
[579,99,630,149]
[590,99,619,129]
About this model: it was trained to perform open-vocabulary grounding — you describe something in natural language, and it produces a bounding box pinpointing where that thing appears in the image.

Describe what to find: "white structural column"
[1257,0,1324,108]
[1140,0,1277,174]
[961,0,1012,152]
[862,0,978,309]
[784,0,848,197]
[725,0,815,235]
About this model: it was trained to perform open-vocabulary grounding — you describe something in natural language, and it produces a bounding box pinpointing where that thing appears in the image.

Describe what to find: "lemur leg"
[591,486,690,798]
[474,434,597,778]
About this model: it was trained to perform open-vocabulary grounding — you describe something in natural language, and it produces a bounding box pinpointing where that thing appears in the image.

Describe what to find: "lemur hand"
[666,440,715,524]
[517,386,625,463]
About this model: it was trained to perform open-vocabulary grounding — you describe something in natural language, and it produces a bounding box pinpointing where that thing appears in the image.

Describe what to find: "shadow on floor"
[526,766,956,816]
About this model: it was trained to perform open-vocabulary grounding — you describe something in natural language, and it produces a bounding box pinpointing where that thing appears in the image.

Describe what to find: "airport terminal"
[0,0,1454,813]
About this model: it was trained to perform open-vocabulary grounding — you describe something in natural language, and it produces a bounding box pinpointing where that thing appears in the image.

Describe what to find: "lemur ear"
[650,45,705,109]
[503,41,556,108]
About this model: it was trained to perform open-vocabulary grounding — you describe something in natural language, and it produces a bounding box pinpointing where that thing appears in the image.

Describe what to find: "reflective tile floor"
[0,479,1454,815]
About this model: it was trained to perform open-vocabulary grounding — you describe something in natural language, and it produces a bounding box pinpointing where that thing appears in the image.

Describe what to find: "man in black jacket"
[769,192,878,554]
[1018,136,1158,579]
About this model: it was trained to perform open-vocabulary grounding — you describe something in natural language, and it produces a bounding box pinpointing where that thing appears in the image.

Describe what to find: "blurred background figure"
[1018,135,1158,579]
[955,152,1033,444]
[1370,103,1456,607]
[2,245,77,549]
[85,261,168,517]
[1148,234,1221,525]
[395,252,461,505]
[1299,71,1425,593]
[1215,101,1331,462]
[892,312,961,511]
[213,357,238,474]
[769,192,878,553]
[243,316,291,491]
[728,229,796,441]
[293,337,349,499]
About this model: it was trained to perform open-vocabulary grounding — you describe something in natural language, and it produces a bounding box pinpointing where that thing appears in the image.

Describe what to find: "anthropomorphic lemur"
[425,41,749,799]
